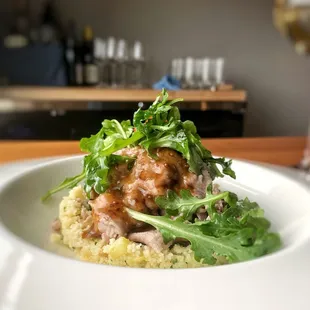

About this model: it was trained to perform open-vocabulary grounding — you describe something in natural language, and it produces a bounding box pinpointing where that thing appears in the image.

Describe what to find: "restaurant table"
[0,136,306,166]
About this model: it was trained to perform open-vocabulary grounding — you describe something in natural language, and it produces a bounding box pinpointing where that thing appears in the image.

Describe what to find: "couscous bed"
[52,186,213,268]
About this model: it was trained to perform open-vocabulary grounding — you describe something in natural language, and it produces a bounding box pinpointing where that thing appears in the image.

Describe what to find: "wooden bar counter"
[0,137,306,166]
[1,87,247,102]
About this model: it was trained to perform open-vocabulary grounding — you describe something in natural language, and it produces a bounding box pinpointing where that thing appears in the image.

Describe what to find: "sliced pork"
[128,230,167,252]
[51,218,61,232]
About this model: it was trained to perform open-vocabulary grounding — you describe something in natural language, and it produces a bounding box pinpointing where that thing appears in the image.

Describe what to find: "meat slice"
[52,218,61,232]
[194,183,225,221]
[196,207,208,220]
[88,193,137,242]
[212,183,225,213]
[97,213,127,243]
[128,230,167,252]
[184,167,211,198]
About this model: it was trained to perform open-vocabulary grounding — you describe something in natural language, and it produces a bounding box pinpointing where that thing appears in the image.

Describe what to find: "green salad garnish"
[43,89,281,264]
[128,194,280,264]
[42,89,234,200]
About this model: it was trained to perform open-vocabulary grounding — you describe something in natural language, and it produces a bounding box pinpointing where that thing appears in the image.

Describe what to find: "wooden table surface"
[0,136,306,166]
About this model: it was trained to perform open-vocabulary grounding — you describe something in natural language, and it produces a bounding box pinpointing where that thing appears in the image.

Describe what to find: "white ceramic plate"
[0,156,310,310]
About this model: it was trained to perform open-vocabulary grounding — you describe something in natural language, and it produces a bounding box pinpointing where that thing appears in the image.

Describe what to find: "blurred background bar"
[0,0,309,145]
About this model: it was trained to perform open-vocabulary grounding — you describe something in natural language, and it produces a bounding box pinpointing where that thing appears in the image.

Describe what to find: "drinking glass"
[95,38,109,87]
[214,57,225,85]
[128,41,145,88]
[209,57,225,90]
[115,39,128,87]
[183,57,195,89]
[170,58,183,81]
[170,58,178,79]
[201,58,211,89]
[106,37,117,87]
[193,58,203,89]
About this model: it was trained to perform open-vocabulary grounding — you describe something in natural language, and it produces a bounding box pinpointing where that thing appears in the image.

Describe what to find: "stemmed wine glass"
[128,41,145,88]
[209,58,225,91]
[115,39,128,88]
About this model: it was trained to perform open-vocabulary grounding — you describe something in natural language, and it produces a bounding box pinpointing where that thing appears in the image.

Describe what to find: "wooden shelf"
[1,87,247,103]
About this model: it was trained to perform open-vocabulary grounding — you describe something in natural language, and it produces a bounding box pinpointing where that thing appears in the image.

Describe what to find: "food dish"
[0,156,310,310]
[43,90,281,268]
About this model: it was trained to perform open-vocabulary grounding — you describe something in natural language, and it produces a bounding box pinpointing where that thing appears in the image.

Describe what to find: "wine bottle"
[63,20,77,86]
[75,44,84,86]
[82,26,99,86]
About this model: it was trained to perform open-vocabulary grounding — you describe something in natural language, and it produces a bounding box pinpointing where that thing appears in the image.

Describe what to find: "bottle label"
[75,64,83,85]
[4,35,28,48]
[85,64,99,84]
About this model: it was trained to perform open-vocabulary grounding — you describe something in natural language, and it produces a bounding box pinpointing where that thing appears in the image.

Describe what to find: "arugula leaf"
[80,127,105,153]
[80,119,134,153]
[83,154,135,196]
[183,126,235,178]
[127,208,281,264]
[155,189,237,221]
[41,172,85,202]
[133,89,183,136]
[237,198,263,218]
[207,157,236,179]
[140,130,190,158]
[196,210,265,243]
[99,131,143,156]
[101,120,133,139]
[236,198,271,230]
